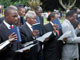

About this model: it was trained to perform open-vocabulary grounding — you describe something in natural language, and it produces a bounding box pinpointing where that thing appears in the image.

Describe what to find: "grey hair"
[25,10,36,18]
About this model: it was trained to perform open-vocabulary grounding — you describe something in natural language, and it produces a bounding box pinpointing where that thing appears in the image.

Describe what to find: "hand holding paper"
[16,44,36,52]
[32,23,42,35]
[36,32,52,42]
[9,27,22,42]
[58,31,72,40]
[0,38,14,50]
[8,32,17,42]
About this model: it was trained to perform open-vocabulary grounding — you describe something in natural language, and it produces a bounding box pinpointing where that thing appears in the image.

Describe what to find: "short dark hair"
[47,12,55,21]
[34,6,40,11]
[66,10,76,18]
[73,7,78,12]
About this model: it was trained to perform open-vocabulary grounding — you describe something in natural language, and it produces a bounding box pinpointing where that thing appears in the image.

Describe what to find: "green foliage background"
[0,0,28,8]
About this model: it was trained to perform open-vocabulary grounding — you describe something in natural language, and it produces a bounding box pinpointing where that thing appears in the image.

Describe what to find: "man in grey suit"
[62,10,80,60]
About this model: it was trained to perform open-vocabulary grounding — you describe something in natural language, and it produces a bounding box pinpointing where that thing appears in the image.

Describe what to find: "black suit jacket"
[20,23,38,60]
[20,16,25,25]
[38,16,45,35]
[0,17,4,24]
[43,23,63,60]
[0,22,20,60]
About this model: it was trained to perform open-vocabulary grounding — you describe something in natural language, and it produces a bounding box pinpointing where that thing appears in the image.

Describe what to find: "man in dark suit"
[43,12,66,60]
[0,6,20,60]
[35,6,45,35]
[34,6,46,60]
[17,6,26,26]
[20,10,39,60]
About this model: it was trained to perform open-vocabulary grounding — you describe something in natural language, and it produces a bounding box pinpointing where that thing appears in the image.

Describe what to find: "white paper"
[0,38,14,50]
[78,14,80,17]
[16,44,36,52]
[23,41,33,47]
[58,31,72,40]
[36,32,52,42]
[0,40,10,50]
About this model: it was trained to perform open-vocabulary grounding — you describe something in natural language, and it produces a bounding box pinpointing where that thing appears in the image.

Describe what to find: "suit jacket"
[20,23,38,60]
[72,20,79,29]
[0,17,4,24]
[36,16,45,35]
[43,22,63,60]
[20,16,25,25]
[0,22,20,60]
[62,19,80,59]
[53,18,63,37]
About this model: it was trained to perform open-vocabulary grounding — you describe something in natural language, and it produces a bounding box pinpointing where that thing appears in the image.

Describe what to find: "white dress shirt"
[26,22,33,32]
[3,20,14,29]
[50,21,56,36]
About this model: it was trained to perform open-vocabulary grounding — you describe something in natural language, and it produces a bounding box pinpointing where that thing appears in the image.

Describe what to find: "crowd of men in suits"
[1,5,80,60]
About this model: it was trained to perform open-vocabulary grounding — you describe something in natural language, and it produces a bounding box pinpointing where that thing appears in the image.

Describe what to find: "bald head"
[4,6,19,25]
[34,6,43,17]
[9,5,18,10]
[4,7,18,16]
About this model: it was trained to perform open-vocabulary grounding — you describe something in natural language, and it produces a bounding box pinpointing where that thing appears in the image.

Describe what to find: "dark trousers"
[74,58,77,60]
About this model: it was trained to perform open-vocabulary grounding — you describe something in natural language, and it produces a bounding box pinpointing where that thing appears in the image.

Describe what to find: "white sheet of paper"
[78,14,80,17]
[58,31,72,40]
[16,44,36,52]
[0,38,14,50]
[36,32,52,42]
[23,41,33,47]
[0,40,10,50]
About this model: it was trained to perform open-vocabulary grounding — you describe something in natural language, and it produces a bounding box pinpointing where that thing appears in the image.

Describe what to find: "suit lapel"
[1,23,9,36]
[48,23,53,31]
[24,23,32,36]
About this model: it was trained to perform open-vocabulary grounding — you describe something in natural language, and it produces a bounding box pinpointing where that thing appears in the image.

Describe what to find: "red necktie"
[10,25,13,29]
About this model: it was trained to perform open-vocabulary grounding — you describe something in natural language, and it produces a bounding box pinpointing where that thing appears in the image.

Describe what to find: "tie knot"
[10,25,13,29]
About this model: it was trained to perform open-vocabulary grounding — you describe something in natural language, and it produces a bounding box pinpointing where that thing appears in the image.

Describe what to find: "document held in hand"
[36,31,52,42]
[0,38,14,50]
[16,44,36,52]
[58,31,72,40]
[23,41,33,47]
[32,23,42,35]
[9,27,22,42]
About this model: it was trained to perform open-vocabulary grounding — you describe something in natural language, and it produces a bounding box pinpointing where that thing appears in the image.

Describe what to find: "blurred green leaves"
[0,0,28,8]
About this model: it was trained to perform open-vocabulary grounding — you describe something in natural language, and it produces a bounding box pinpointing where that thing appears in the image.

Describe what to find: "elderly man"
[0,6,19,60]
[20,10,39,60]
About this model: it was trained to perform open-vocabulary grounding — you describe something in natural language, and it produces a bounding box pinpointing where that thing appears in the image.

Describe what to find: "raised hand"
[8,32,17,42]
[77,23,80,30]
[53,24,59,32]
[32,30,39,36]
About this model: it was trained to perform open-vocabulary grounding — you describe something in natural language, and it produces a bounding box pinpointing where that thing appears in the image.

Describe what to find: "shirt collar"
[65,19,72,25]
[26,22,33,31]
[50,21,54,26]
[3,20,13,29]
